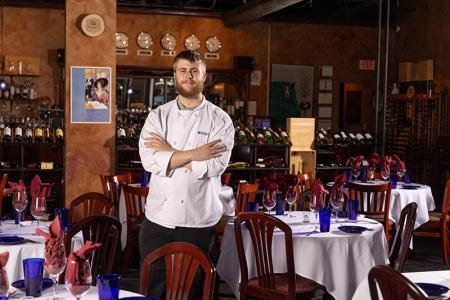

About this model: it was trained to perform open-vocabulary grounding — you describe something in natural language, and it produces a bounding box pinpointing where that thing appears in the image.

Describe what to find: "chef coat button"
[174,141,177,145]
[181,200,184,203]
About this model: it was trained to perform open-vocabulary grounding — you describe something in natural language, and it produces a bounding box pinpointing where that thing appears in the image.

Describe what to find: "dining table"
[8,283,145,299]
[216,211,389,300]
[351,270,450,299]
[327,180,436,229]
[0,220,83,282]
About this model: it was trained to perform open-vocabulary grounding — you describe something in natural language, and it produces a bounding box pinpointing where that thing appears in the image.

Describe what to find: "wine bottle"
[332,130,342,144]
[9,77,15,101]
[264,128,273,144]
[355,132,365,144]
[256,129,265,144]
[34,124,44,143]
[14,122,23,143]
[348,132,357,144]
[278,128,291,144]
[236,126,248,144]
[117,124,126,144]
[244,127,257,143]
[44,126,54,143]
[126,123,137,142]
[55,125,64,143]
[316,129,327,145]
[3,123,12,143]
[340,130,350,144]
[268,127,282,143]
[24,118,33,143]
[364,132,374,144]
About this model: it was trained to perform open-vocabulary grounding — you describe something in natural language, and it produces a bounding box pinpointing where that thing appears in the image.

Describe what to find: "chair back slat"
[236,182,259,214]
[389,202,418,272]
[234,212,296,299]
[443,179,450,213]
[69,192,114,223]
[368,265,427,300]
[140,242,215,300]
[0,173,8,216]
[100,173,132,216]
[62,215,121,285]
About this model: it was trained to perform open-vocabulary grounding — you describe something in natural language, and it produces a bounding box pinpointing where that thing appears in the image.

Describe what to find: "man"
[138,50,234,298]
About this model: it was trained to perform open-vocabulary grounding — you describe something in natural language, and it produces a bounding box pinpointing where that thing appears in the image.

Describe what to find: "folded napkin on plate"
[35,217,65,270]
[4,180,26,195]
[345,155,365,167]
[0,251,9,268]
[330,174,346,204]
[0,251,8,293]
[382,155,392,174]
[31,174,42,200]
[368,153,381,168]
[391,154,406,171]
[66,241,101,285]
[311,179,328,208]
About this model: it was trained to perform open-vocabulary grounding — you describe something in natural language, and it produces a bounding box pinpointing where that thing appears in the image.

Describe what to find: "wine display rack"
[385,94,449,188]
[0,142,64,216]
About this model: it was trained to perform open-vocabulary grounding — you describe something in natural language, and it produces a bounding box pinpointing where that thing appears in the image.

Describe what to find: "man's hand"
[144,133,176,152]
[192,139,226,161]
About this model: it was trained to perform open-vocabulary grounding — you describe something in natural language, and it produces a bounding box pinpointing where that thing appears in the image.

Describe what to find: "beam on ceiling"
[223,0,305,28]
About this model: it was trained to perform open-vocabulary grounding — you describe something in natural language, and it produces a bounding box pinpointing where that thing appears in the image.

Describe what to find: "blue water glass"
[404,170,412,184]
[275,194,284,215]
[141,171,150,187]
[319,208,332,232]
[360,166,367,183]
[97,274,121,300]
[390,173,398,189]
[347,200,359,221]
[23,258,44,297]
[245,201,259,212]
[54,208,69,231]
[14,210,25,225]
[345,170,352,186]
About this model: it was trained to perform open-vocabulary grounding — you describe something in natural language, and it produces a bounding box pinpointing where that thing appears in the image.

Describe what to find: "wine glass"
[397,168,406,182]
[31,195,46,229]
[330,189,345,223]
[65,258,92,300]
[352,162,361,181]
[285,187,297,217]
[310,194,322,231]
[381,169,390,182]
[46,241,67,300]
[13,190,28,227]
[263,190,276,215]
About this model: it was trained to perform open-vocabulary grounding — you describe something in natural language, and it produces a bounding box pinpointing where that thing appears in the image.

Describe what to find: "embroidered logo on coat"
[198,131,208,136]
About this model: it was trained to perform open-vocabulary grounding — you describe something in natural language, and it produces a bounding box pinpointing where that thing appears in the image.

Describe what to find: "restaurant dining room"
[0,0,448,299]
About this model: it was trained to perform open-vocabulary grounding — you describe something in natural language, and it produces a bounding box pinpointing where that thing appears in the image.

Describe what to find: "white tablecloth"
[217,211,389,300]
[118,184,236,249]
[352,270,450,299]
[0,220,83,282]
[328,181,436,228]
[9,284,143,299]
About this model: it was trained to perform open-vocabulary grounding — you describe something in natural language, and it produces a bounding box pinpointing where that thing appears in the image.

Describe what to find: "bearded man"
[138,50,234,299]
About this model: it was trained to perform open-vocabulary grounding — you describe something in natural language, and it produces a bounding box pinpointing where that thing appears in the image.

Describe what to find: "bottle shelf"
[226,167,290,171]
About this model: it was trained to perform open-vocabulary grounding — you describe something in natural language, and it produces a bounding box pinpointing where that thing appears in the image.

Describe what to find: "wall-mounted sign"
[359,59,375,70]
[71,66,111,124]
[78,14,105,37]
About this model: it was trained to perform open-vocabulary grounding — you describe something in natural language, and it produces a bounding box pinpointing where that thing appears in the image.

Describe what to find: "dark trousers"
[139,217,216,299]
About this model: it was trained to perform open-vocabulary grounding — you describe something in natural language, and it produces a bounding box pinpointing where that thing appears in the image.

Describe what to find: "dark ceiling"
[2,0,398,26]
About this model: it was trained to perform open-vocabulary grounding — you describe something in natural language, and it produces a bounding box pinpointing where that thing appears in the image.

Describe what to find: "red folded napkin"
[345,155,365,167]
[36,217,65,272]
[31,175,42,200]
[4,180,26,195]
[369,153,381,168]
[0,251,9,268]
[311,179,329,208]
[330,174,346,204]
[66,241,102,285]
[265,181,278,192]
[391,154,406,171]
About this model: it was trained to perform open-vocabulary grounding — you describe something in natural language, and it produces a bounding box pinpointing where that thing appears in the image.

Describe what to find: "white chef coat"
[139,97,235,228]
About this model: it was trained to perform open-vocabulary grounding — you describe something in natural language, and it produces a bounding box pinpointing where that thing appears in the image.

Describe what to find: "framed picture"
[270,64,314,124]
[70,66,111,124]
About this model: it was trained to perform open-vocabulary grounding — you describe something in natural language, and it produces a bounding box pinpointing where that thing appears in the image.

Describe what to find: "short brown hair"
[173,50,206,72]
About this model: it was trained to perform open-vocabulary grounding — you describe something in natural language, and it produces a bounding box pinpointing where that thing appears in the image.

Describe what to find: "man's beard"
[176,80,204,98]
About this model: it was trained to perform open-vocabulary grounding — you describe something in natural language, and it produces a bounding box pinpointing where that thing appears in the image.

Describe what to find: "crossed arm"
[143,133,226,171]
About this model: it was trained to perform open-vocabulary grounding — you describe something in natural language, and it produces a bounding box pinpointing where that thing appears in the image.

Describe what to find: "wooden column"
[65,0,116,205]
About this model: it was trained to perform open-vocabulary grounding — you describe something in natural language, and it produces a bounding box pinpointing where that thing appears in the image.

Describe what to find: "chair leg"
[122,244,133,273]
[441,229,448,264]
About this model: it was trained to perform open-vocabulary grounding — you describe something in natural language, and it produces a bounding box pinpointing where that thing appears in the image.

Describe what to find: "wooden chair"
[0,173,8,216]
[140,242,216,300]
[100,172,132,216]
[62,215,122,285]
[389,202,417,272]
[368,265,427,300]
[122,184,149,272]
[68,192,114,223]
[234,212,331,300]
[414,179,450,264]
[235,182,259,215]
[348,181,393,240]
[221,172,231,186]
